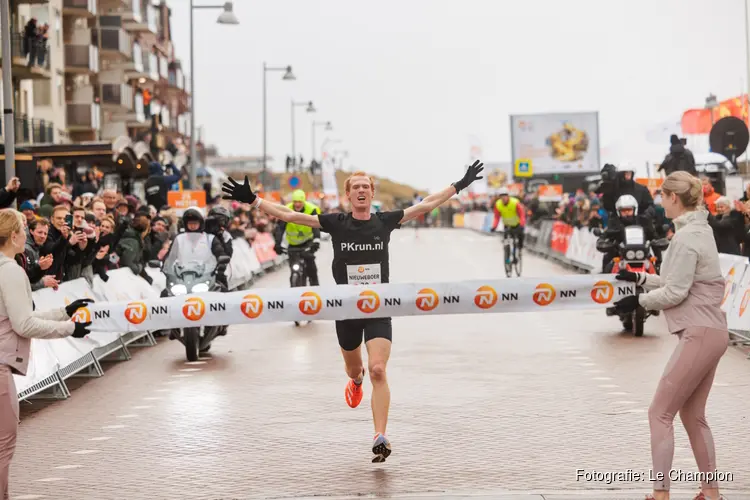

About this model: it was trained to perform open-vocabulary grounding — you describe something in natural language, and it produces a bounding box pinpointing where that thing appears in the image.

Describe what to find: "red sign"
[550,221,573,254]
[253,232,278,264]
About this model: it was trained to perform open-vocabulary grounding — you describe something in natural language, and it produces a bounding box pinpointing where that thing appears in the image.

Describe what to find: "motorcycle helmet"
[207,205,231,228]
[182,207,205,232]
[615,194,638,225]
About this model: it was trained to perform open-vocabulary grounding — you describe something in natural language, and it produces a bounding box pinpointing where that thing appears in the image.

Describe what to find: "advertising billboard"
[510,112,601,175]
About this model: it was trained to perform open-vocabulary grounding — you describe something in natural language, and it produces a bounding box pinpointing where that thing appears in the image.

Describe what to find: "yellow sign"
[514,158,533,178]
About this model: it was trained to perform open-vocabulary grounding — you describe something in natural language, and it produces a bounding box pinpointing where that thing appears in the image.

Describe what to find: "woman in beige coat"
[613,171,729,500]
[0,209,92,499]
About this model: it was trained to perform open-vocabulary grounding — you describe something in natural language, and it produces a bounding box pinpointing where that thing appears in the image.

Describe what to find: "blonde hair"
[344,171,375,194]
[661,171,702,209]
[0,209,25,247]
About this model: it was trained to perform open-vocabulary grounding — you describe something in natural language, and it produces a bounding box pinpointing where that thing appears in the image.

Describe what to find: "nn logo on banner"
[357,290,380,314]
[590,281,614,305]
[125,302,148,325]
[474,286,498,309]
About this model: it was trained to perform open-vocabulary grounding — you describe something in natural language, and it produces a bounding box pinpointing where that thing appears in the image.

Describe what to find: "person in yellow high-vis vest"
[491,187,526,264]
[273,189,321,286]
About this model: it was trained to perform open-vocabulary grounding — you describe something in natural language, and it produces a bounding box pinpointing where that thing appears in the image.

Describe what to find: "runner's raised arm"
[221,177,322,228]
[400,160,484,224]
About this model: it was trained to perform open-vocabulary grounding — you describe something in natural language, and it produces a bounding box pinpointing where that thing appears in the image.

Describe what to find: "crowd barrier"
[455,211,750,355]
[15,236,288,401]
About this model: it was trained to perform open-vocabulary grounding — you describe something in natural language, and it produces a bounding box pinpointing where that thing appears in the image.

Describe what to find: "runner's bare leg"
[365,338,391,435]
[341,346,364,381]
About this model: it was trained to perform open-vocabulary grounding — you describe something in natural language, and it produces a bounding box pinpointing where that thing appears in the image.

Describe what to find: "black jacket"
[659,143,697,176]
[708,211,745,255]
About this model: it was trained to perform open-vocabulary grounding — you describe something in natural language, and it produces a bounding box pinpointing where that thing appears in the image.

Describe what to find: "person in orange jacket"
[701,176,721,215]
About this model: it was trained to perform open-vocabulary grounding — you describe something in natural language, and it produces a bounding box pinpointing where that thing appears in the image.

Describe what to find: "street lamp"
[311,120,333,161]
[705,93,719,127]
[291,100,315,166]
[262,63,295,187]
[189,1,239,190]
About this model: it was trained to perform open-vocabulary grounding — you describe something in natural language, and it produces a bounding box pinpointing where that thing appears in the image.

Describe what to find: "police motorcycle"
[594,195,670,337]
[154,226,231,361]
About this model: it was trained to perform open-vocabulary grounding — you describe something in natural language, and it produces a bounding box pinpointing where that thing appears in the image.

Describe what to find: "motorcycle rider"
[163,208,230,289]
[205,205,234,259]
[273,189,321,286]
[597,194,659,272]
[490,187,526,262]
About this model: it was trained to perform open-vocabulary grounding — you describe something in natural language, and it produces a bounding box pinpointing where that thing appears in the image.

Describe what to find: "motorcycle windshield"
[163,233,217,281]
[624,226,645,246]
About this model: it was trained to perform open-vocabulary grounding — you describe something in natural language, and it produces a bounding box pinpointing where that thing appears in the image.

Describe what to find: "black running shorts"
[335,317,392,351]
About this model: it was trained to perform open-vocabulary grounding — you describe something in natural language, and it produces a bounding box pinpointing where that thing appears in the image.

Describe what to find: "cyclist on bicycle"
[491,187,526,263]
[273,189,321,286]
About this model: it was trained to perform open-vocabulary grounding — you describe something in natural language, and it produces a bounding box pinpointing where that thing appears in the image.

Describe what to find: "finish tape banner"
[75,274,636,332]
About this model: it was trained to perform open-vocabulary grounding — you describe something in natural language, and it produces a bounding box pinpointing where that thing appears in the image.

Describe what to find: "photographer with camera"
[145,162,181,210]
[205,206,233,259]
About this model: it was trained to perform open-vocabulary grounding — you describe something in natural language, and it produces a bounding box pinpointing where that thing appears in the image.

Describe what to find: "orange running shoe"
[345,368,365,408]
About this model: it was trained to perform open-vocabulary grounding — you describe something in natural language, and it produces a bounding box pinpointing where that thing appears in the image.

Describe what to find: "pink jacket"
[0,254,75,376]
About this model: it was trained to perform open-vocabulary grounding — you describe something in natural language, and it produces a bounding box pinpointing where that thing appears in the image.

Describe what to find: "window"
[55,10,61,47]
[57,75,63,106]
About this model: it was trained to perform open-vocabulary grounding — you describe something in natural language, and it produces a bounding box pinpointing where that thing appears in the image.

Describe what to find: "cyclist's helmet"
[497,187,510,197]
[617,161,636,177]
[615,194,638,225]
[207,205,231,227]
[182,207,205,232]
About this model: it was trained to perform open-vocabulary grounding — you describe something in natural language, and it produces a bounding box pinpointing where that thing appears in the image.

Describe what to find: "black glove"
[221,176,257,204]
[72,321,92,339]
[615,269,639,283]
[452,160,484,194]
[274,244,284,255]
[613,295,639,314]
[65,298,94,318]
[310,241,320,253]
[143,274,153,285]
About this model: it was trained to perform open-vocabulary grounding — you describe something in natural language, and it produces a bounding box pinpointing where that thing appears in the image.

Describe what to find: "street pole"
[1,0,16,192]
[188,0,197,190]
[745,0,750,165]
[290,99,295,164]
[311,121,315,163]
[262,62,268,188]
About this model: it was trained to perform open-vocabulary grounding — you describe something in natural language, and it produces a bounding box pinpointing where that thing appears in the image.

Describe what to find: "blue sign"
[288,175,300,188]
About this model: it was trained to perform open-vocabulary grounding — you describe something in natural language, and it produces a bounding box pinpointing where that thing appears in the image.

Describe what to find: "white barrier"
[76,274,636,332]
[14,237,266,398]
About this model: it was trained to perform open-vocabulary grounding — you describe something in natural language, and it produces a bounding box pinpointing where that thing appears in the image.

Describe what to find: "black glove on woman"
[452,160,484,194]
[66,298,94,318]
[613,295,640,314]
[72,321,92,339]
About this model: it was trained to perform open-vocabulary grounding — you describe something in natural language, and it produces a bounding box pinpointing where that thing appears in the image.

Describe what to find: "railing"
[91,27,132,58]
[64,45,98,72]
[63,0,96,15]
[67,103,101,129]
[101,84,134,109]
[4,33,52,71]
[0,115,54,144]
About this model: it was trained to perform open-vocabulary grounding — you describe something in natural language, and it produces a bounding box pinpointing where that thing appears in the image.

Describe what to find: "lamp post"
[1,0,15,193]
[262,63,295,188]
[189,1,239,190]
[291,100,315,167]
[311,120,332,162]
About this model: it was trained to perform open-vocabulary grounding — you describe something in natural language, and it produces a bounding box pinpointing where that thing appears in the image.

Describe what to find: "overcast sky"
[167,0,749,191]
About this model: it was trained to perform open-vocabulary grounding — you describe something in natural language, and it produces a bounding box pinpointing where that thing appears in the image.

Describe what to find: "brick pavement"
[9,228,750,500]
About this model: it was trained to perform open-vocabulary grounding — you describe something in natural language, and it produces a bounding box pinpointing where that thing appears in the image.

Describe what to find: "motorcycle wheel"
[200,343,212,354]
[184,327,201,362]
[633,307,645,337]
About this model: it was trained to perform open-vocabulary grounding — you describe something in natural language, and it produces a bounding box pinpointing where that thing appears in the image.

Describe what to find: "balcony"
[101,83,134,110]
[121,42,147,78]
[168,68,184,90]
[120,0,142,23]
[0,34,52,80]
[91,26,132,61]
[63,0,97,17]
[124,3,158,34]
[0,115,54,144]
[67,103,101,131]
[65,45,99,74]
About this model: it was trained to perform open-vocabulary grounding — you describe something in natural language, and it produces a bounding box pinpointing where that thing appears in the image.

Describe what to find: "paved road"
[10,228,750,500]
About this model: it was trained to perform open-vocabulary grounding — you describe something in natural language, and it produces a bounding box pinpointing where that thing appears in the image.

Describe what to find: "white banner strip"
[76,274,636,333]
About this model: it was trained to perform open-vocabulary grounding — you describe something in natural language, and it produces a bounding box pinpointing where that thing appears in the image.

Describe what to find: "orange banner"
[507,183,524,196]
[635,178,664,197]
[258,191,282,203]
[681,95,749,134]
[167,190,206,209]
[537,184,563,199]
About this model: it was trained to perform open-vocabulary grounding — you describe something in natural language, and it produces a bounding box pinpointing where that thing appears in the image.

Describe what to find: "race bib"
[347,264,381,285]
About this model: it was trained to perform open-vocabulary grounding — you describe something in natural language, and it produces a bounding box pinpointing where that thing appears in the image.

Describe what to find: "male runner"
[221,160,483,462]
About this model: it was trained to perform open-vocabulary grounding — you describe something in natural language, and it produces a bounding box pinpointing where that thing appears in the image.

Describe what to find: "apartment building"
[0,0,64,146]
[2,0,190,152]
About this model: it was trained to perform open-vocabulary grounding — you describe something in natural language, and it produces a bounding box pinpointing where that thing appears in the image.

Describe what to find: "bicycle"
[502,228,523,278]
[286,244,316,326]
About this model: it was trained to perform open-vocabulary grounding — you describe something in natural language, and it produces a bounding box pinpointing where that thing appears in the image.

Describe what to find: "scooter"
[594,225,669,336]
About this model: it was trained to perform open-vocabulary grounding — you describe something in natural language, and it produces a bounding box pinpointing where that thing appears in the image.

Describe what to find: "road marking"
[179,368,202,372]
[593,377,612,381]
[35,478,64,482]
[116,414,138,419]
[171,374,192,378]
[102,424,126,430]
[16,495,46,499]
[132,406,152,410]
[599,384,619,388]
[154,389,170,392]
[185,361,207,365]
[88,437,112,441]
[54,465,83,470]
[143,397,162,401]
[71,450,99,455]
